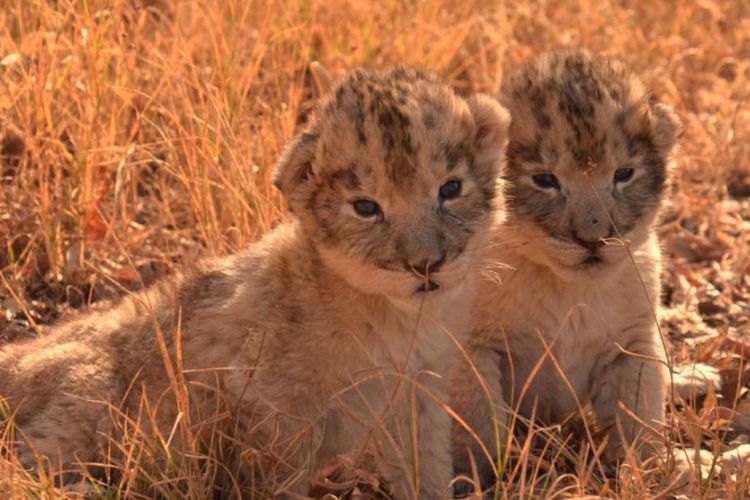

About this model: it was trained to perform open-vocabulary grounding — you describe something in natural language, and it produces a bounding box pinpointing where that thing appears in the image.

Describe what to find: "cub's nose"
[405,253,446,276]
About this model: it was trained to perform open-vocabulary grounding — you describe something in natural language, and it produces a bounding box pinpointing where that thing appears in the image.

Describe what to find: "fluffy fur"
[451,49,683,485]
[0,67,510,498]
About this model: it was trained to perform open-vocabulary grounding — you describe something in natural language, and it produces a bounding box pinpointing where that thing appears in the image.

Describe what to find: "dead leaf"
[708,407,750,433]
[722,338,750,360]
[721,444,750,473]
[668,233,725,262]
[672,363,723,400]
[719,367,750,405]
[667,447,721,492]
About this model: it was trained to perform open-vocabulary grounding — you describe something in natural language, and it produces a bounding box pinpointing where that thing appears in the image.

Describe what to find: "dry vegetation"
[1,0,749,498]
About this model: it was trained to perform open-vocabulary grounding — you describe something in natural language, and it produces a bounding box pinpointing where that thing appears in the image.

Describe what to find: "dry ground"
[0,0,749,498]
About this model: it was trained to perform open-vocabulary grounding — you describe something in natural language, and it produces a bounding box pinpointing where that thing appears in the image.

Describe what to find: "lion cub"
[452,49,683,482]
[0,67,510,497]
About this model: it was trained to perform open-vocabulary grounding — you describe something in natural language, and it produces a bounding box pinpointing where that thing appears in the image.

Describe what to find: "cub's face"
[501,50,682,280]
[275,67,509,301]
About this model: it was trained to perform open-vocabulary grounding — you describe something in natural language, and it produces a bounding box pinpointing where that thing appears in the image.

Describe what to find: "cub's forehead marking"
[319,67,469,186]
[504,50,655,173]
[507,140,543,167]
[528,88,552,131]
[328,168,362,191]
[442,141,469,172]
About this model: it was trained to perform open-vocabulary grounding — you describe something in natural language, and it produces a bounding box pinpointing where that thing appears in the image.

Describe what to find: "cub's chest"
[554,293,632,349]
[544,299,632,386]
[499,282,636,375]
[498,293,637,417]
[366,303,465,372]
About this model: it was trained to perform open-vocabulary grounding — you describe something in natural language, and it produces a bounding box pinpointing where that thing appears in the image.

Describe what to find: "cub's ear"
[651,103,682,155]
[466,94,511,177]
[273,130,319,210]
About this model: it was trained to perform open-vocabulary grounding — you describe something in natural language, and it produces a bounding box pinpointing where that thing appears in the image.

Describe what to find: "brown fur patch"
[501,48,681,242]
[278,66,506,273]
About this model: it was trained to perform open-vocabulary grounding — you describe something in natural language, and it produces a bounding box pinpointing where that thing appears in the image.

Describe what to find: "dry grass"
[1,0,749,498]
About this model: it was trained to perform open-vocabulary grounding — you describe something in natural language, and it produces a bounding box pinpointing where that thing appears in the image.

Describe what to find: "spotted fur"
[451,50,682,487]
[0,66,510,498]
[501,48,680,254]
[277,67,505,286]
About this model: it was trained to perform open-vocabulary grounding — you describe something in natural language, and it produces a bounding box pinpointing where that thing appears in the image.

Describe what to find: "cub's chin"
[319,255,457,305]
[319,244,475,305]
[541,248,628,283]
[376,271,470,313]
[390,280,468,315]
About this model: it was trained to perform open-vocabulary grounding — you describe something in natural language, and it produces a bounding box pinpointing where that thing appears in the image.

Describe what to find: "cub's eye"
[439,179,462,200]
[614,167,635,183]
[352,199,381,218]
[532,173,560,190]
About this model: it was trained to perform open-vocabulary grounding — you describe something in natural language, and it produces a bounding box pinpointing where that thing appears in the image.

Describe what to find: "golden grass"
[1,0,749,498]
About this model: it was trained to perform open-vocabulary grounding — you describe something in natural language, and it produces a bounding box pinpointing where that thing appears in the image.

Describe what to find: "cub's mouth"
[582,255,603,265]
[415,281,440,293]
[573,253,609,271]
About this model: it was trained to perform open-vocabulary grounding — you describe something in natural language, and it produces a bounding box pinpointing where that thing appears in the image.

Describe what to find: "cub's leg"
[376,376,453,499]
[0,342,122,473]
[237,408,327,498]
[11,401,110,473]
[592,334,666,461]
[414,384,453,499]
[227,387,328,497]
[450,343,506,491]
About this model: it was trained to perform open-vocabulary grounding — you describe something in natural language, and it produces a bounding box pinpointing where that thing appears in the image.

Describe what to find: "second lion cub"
[0,67,510,498]
[452,49,683,484]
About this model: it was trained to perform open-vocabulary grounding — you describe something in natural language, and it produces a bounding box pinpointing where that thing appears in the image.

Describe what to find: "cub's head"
[275,66,509,302]
[501,49,682,280]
